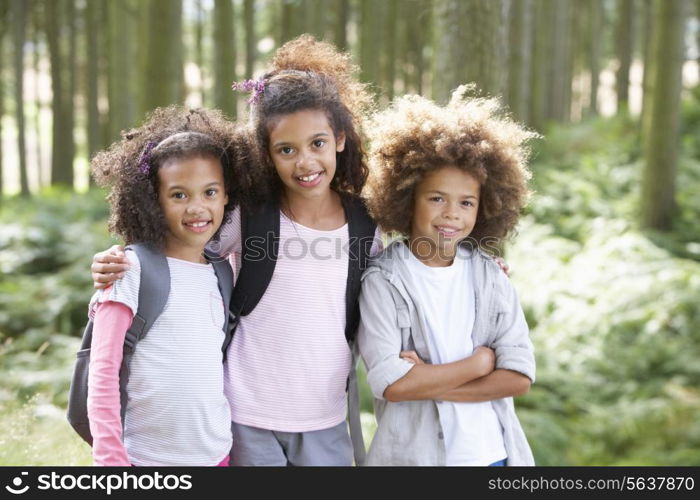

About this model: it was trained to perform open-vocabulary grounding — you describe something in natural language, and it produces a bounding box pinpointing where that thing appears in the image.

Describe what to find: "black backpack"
[66,243,234,445]
[231,195,377,465]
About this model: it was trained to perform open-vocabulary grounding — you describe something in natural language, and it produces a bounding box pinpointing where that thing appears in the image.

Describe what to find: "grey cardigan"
[357,241,536,466]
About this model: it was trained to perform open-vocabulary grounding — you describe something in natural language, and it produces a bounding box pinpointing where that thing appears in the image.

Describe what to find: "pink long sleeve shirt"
[87,300,133,466]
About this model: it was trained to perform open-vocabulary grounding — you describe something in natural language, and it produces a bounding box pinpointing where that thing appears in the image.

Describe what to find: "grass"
[0,395,378,466]
[0,396,91,466]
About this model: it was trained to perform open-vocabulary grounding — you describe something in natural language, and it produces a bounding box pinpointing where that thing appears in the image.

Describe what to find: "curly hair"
[91,106,253,248]
[365,86,538,247]
[240,35,374,200]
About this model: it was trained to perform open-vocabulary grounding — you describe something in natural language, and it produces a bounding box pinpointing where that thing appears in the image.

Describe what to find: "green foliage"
[526,114,642,242]
[680,84,700,160]
[509,110,700,465]
[3,110,700,465]
[0,188,115,340]
[0,188,117,464]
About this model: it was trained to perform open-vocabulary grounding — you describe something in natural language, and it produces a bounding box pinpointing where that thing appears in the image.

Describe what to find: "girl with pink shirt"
[90,36,379,466]
[86,106,247,466]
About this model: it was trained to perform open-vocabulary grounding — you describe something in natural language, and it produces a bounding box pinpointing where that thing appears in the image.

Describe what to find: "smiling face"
[157,155,228,263]
[409,166,481,267]
[267,108,346,203]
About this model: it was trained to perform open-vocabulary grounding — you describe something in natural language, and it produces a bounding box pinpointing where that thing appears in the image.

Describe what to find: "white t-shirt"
[400,247,507,466]
[96,250,232,466]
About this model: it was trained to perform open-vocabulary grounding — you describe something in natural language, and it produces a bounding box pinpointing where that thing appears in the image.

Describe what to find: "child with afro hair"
[357,86,538,466]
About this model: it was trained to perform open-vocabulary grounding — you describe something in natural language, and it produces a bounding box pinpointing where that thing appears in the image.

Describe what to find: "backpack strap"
[123,244,171,349]
[342,195,377,342]
[67,243,171,444]
[230,202,280,321]
[119,243,171,421]
[347,343,367,466]
[205,249,235,360]
[342,196,376,467]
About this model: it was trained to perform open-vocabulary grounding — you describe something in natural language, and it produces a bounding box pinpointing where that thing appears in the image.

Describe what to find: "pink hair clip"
[138,141,158,175]
[232,77,266,104]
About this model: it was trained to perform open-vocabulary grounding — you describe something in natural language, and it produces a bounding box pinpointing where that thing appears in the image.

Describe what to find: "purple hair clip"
[232,77,266,104]
[138,141,157,175]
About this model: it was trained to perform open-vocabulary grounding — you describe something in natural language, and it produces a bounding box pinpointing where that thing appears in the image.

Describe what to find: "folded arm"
[434,269,536,403]
[383,347,494,402]
[357,271,494,403]
[437,369,531,403]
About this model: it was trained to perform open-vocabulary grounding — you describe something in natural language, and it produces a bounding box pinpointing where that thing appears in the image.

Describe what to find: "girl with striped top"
[87,107,247,466]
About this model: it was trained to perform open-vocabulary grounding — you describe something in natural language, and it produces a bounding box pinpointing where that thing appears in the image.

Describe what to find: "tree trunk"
[305,0,325,40]
[244,0,255,80]
[499,0,511,99]
[360,0,381,86]
[65,0,76,186]
[108,0,136,142]
[86,0,100,166]
[280,0,304,45]
[615,0,635,113]
[530,0,554,131]
[508,0,532,123]
[562,0,574,121]
[335,0,349,51]
[549,0,572,122]
[382,0,398,101]
[99,0,110,149]
[195,0,206,105]
[32,1,45,187]
[0,2,6,197]
[214,0,236,118]
[640,0,655,125]
[467,0,506,97]
[587,0,603,116]
[13,0,29,196]
[143,0,183,113]
[432,0,468,103]
[403,0,430,95]
[279,0,292,46]
[136,1,149,115]
[697,0,700,83]
[46,0,71,187]
[641,0,686,231]
[434,0,506,102]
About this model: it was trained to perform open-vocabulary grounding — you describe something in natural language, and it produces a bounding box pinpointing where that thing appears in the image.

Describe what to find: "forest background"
[1,0,699,466]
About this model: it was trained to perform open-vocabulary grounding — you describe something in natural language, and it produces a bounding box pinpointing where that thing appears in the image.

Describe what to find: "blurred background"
[1,0,699,465]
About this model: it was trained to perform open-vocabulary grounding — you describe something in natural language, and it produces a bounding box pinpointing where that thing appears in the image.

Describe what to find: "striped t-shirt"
[214,206,381,432]
[93,251,232,466]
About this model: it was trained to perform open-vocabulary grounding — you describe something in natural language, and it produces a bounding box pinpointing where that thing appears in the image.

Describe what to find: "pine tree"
[13,0,29,195]
[615,0,635,113]
[143,0,184,112]
[214,0,236,118]
[641,0,686,230]
[508,0,533,123]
